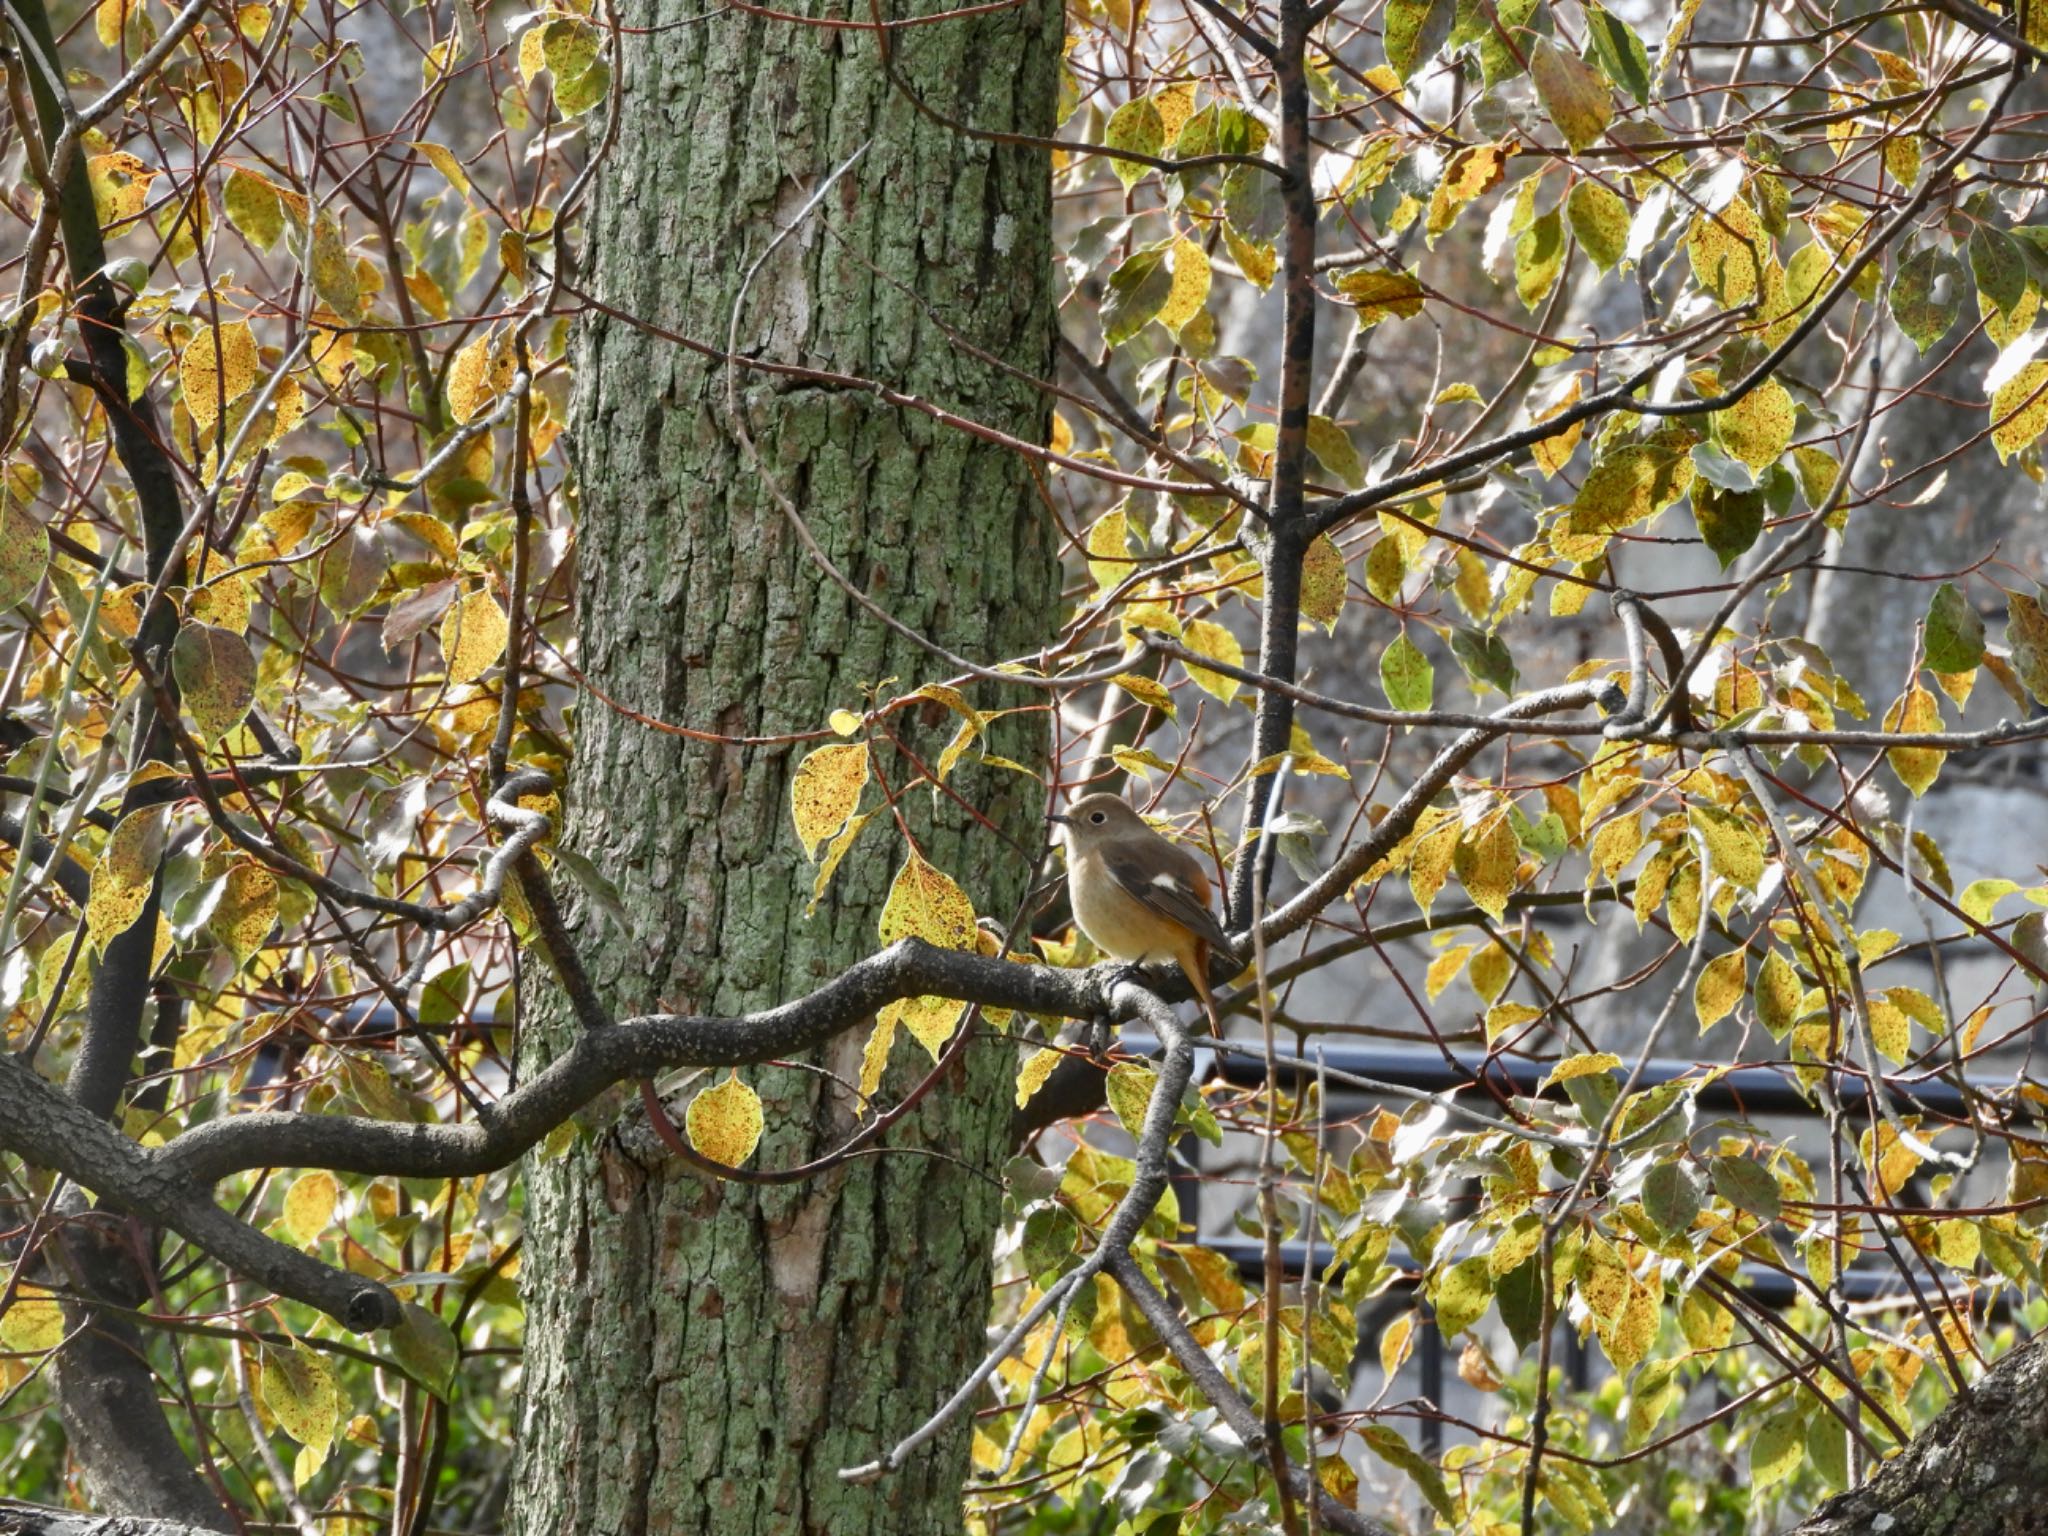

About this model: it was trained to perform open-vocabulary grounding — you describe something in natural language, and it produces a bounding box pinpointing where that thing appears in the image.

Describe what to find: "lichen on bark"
[508,2,1061,1532]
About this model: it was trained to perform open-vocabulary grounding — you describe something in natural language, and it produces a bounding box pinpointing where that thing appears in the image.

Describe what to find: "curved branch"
[156,939,1115,1186]
[0,1053,399,1333]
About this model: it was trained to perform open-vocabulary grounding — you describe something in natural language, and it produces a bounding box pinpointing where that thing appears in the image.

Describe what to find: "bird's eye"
[1090,811,1107,824]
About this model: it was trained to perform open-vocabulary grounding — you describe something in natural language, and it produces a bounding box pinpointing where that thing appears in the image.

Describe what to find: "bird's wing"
[1100,842,1236,956]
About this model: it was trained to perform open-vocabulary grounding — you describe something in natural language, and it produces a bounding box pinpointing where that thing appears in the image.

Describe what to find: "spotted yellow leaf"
[789,742,870,860]
[281,1170,338,1246]
[686,1072,764,1167]
[440,590,508,684]
[86,807,168,954]
[181,321,261,433]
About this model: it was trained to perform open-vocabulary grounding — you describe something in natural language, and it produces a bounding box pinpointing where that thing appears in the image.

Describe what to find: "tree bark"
[507,4,1060,1535]
[1785,1338,2048,1535]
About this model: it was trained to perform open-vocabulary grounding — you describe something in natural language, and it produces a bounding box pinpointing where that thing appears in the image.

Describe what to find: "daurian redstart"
[1050,793,1235,1027]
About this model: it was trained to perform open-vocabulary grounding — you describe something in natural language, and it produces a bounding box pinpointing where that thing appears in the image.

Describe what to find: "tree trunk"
[507,6,1060,1535]
[1786,1338,2048,1535]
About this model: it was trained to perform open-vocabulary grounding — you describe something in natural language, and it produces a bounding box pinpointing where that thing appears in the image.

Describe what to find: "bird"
[1048,793,1236,1029]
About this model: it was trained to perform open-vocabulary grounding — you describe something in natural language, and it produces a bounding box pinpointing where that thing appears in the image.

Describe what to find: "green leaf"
[1102,250,1172,346]
[1103,97,1165,188]
[1379,632,1434,712]
[1584,4,1653,104]
[1474,0,1541,85]
[1693,484,1764,569]
[1750,1410,1805,1492]
[1449,625,1517,696]
[1889,245,1963,354]
[1642,1161,1702,1235]
[1360,1424,1456,1523]
[1710,1154,1782,1220]
[388,1303,457,1398]
[2004,589,2048,704]
[224,168,285,251]
[1515,207,1565,310]
[1383,0,1458,81]
[1530,42,1613,152]
[1430,1255,1494,1337]
[171,623,256,744]
[1969,225,2028,319]
[1566,179,1629,271]
[1923,582,1984,673]
[1305,414,1365,488]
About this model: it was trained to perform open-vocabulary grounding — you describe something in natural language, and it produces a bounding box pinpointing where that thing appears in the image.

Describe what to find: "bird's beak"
[1046,813,1070,826]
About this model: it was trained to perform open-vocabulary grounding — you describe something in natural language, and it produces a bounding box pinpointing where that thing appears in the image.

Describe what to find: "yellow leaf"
[410,140,470,199]
[1111,671,1176,719]
[1015,1046,1061,1108]
[859,1012,897,1099]
[87,807,168,954]
[281,1170,338,1246]
[1407,810,1459,918]
[1179,618,1243,703]
[0,1285,64,1351]
[1688,198,1766,306]
[446,333,517,423]
[1544,1052,1622,1087]
[188,545,252,634]
[686,1072,764,1167]
[1530,376,1585,479]
[263,1344,341,1450]
[211,861,278,970]
[1105,1061,1158,1139]
[789,743,870,860]
[1694,948,1746,1030]
[1882,684,1944,797]
[1859,1120,1924,1199]
[875,849,978,1060]
[1379,1312,1415,1381]
[1754,947,1803,1038]
[1688,804,1764,890]
[1223,222,1276,290]
[1157,237,1211,333]
[1153,81,1197,145]
[1333,265,1426,326]
[305,210,360,322]
[180,320,261,433]
[440,590,508,684]
[1302,536,1351,634]
[809,808,876,916]
[1714,378,1795,470]
[87,152,157,228]
[1990,359,2048,462]
[1424,944,1472,1002]
[1466,940,1511,1004]
[1485,1001,1543,1040]
[1085,503,1132,594]
[1454,811,1519,922]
